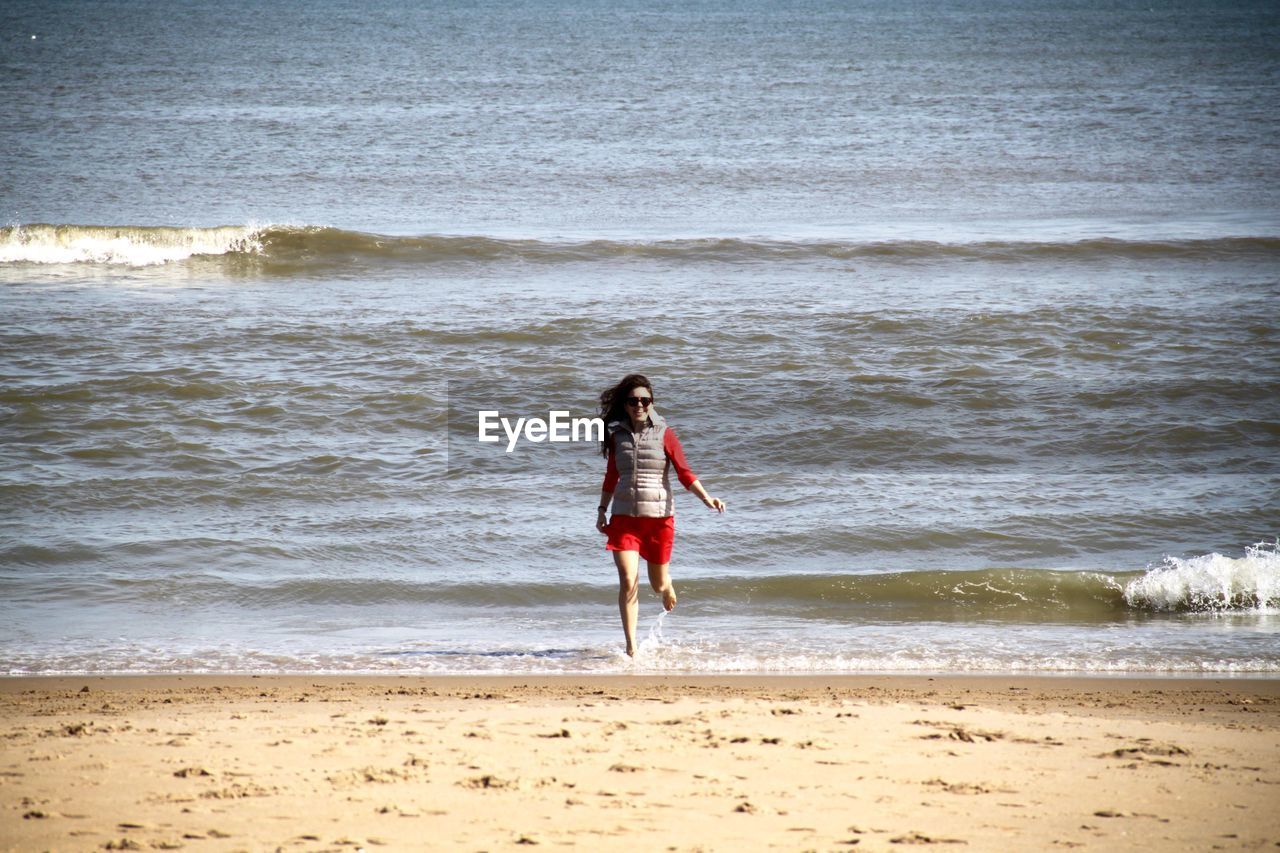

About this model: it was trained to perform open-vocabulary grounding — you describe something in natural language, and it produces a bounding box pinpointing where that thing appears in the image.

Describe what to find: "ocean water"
[1,0,1278,675]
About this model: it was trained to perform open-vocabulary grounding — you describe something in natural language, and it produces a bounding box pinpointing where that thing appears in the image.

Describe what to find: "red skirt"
[605,514,675,564]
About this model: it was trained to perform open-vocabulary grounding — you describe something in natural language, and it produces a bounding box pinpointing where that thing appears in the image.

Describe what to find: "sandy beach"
[1,676,1276,851]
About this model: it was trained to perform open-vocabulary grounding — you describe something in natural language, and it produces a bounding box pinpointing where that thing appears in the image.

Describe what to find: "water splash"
[1124,541,1280,612]
[636,609,669,657]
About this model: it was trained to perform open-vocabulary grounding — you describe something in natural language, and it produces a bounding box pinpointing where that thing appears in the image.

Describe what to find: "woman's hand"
[690,480,725,514]
[596,508,609,533]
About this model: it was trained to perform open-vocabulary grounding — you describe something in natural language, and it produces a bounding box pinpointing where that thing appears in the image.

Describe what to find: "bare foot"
[625,643,636,657]
[661,585,677,612]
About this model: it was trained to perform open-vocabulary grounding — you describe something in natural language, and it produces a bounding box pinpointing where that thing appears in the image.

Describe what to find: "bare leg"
[647,560,677,611]
[614,550,640,656]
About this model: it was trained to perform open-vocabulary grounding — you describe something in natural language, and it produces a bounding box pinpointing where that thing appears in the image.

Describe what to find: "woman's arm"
[597,444,618,533]
[596,488,612,532]
[665,429,725,513]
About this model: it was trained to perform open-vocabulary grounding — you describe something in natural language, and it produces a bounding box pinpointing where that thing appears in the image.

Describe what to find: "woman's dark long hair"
[598,373,654,457]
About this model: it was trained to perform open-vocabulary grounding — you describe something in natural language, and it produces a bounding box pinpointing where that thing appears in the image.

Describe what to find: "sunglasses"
[625,396,653,408]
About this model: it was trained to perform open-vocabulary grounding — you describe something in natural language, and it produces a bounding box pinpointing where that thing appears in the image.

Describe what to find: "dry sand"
[2,675,1277,851]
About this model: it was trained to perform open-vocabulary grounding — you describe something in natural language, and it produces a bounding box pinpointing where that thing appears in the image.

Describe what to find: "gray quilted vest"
[608,410,674,517]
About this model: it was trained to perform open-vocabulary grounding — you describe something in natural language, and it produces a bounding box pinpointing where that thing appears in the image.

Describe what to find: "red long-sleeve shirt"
[601,428,698,494]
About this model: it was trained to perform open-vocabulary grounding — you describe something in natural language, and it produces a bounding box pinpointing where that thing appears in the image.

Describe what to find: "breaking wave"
[21,544,1276,620]
[3,223,1278,269]
[0,224,264,266]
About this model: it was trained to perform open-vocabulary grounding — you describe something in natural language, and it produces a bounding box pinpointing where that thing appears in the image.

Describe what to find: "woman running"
[595,374,725,656]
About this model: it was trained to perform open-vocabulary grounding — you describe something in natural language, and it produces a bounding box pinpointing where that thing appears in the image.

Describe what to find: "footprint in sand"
[1103,742,1190,760]
[173,766,212,778]
[888,830,967,845]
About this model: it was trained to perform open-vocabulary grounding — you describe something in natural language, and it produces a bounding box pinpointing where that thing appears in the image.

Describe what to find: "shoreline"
[6,670,1279,683]
[5,671,1280,687]
[3,674,1277,850]
[6,671,1279,701]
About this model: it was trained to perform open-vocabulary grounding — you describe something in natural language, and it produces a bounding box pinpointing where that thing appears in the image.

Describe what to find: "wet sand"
[2,675,1277,851]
